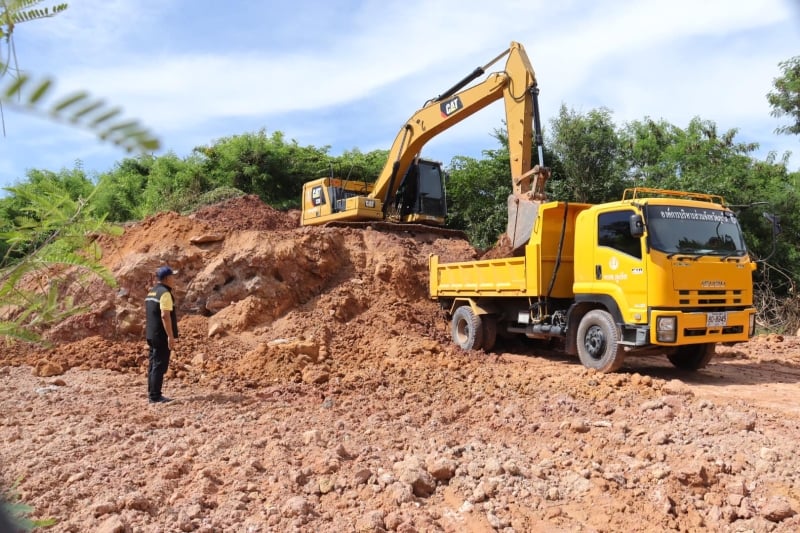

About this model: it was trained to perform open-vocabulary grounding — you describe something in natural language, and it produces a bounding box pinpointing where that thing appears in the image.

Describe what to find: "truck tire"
[451,306,484,351]
[482,316,497,352]
[576,309,624,372]
[667,343,715,370]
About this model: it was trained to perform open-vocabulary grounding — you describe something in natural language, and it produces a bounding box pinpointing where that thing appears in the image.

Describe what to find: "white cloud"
[1,0,798,189]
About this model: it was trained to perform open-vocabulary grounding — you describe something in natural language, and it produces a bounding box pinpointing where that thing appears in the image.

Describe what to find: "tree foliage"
[619,117,758,197]
[446,149,511,250]
[81,129,392,222]
[546,105,625,203]
[2,479,56,531]
[768,56,800,136]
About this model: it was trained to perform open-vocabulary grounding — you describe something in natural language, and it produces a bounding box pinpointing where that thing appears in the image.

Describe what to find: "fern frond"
[0,73,160,153]
[3,73,28,99]
[51,90,87,112]
[0,321,41,343]
[36,249,117,287]
[10,2,67,24]
[89,107,122,127]
[68,98,105,121]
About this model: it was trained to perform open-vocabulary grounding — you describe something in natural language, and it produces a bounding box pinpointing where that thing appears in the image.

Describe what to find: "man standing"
[145,266,178,404]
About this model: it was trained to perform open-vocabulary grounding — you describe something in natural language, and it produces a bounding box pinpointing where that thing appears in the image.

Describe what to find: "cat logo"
[440,96,463,117]
[311,185,325,206]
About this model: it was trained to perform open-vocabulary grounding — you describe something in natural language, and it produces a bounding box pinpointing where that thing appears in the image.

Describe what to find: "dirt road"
[1,196,798,532]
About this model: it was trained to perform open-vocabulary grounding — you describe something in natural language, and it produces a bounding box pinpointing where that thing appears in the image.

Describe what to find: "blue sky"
[0,0,798,191]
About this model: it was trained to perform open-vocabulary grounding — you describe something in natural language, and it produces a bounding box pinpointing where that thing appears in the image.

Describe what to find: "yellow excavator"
[300,41,549,248]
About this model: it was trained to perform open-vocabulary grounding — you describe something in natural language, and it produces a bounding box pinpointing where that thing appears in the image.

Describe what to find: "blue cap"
[156,266,174,280]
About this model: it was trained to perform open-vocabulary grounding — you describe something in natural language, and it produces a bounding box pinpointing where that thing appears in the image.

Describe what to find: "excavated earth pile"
[2,194,800,532]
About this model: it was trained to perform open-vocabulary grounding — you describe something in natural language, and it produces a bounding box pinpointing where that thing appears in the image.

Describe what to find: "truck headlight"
[749,313,756,337]
[656,316,677,343]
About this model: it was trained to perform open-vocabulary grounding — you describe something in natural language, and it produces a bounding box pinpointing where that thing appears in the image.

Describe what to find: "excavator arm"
[300,40,548,249]
[370,41,549,249]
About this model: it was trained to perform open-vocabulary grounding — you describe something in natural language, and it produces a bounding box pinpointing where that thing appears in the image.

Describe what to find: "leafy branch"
[0,0,67,38]
[0,0,160,152]
[1,179,117,343]
[2,74,161,152]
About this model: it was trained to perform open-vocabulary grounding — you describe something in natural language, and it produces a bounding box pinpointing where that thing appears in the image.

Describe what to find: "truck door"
[592,209,647,324]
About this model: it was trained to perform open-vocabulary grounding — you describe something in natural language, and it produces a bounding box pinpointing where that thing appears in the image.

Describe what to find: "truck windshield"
[645,205,747,256]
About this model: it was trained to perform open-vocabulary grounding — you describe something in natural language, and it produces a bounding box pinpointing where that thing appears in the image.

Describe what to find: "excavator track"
[322,221,467,239]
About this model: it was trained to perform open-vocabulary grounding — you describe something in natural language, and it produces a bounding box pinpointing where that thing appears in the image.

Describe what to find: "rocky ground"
[1,195,799,533]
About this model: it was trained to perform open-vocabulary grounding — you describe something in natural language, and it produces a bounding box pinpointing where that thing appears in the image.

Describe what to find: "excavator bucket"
[506,195,541,251]
[507,165,550,252]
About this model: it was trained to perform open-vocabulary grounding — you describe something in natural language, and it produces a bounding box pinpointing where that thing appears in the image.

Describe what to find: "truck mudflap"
[649,308,755,345]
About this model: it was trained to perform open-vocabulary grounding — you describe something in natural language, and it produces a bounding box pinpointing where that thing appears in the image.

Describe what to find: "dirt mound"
[2,195,800,532]
[192,194,300,231]
[480,232,516,259]
[0,196,477,380]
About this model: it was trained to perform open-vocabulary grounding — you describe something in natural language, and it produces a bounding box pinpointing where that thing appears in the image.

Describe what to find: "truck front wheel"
[667,343,715,370]
[451,306,484,351]
[576,310,624,372]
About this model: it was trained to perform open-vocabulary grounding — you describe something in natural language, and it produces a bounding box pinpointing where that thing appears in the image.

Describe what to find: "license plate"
[706,312,727,327]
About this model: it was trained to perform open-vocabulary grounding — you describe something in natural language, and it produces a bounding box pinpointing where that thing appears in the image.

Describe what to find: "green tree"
[547,105,625,203]
[619,117,758,199]
[0,166,94,261]
[768,56,800,136]
[334,148,389,183]
[92,156,154,222]
[0,0,156,347]
[194,129,331,209]
[88,132,374,222]
[446,149,511,249]
[446,125,563,249]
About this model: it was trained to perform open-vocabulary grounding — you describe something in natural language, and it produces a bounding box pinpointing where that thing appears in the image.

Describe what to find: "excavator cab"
[391,159,447,225]
[301,158,448,228]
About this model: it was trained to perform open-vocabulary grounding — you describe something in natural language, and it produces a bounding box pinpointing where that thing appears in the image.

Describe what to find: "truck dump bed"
[430,202,590,300]
[429,255,528,295]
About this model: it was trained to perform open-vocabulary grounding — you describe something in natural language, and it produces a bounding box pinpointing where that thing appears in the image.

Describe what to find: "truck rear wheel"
[576,310,624,372]
[451,306,484,351]
[667,343,715,370]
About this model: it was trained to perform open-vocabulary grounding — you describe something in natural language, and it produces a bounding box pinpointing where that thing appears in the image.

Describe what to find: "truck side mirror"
[629,214,644,238]
[756,212,782,263]
[763,212,782,236]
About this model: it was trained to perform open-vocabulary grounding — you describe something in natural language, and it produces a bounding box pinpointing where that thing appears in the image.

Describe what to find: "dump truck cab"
[566,189,756,369]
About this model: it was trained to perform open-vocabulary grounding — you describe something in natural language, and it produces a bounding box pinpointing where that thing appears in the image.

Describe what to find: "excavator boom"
[301,41,549,250]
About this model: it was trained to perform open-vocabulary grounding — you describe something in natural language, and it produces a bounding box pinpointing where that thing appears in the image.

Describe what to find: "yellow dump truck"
[429,187,757,372]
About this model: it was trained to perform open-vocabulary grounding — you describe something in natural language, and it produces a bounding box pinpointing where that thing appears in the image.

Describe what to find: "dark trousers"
[147,338,171,400]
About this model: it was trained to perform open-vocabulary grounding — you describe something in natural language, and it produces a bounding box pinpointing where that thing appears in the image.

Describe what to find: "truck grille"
[678,289,743,306]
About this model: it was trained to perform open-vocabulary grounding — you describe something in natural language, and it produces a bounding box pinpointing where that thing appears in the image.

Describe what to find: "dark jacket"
[145,282,178,342]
